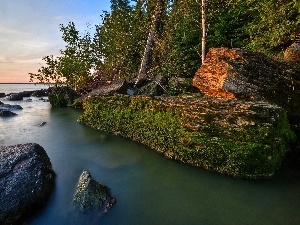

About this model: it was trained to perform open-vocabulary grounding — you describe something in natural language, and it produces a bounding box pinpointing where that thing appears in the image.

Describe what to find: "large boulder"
[0,143,55,225]
[73,170,115,213]
[193,47,300,131]
[79,94,295,179]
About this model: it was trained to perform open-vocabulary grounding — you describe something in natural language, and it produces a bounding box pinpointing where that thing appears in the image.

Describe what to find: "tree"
[247,0,299,54]
[135,0,168,85]
[30,22,96,90]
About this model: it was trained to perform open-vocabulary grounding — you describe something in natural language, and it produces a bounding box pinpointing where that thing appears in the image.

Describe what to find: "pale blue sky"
[0,0,111,83]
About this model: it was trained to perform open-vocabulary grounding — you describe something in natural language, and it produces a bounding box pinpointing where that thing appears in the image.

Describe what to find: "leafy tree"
[30,22,95,90]
[154,0,201,78]
[206,0,253,49]
[29,55,64,85]
[247,0,300,54]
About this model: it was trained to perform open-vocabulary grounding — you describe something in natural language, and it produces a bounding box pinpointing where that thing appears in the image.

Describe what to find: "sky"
[0,0,111,83]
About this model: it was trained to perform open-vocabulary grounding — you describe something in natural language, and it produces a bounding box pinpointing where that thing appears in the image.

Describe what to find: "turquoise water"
[0,84,300,225]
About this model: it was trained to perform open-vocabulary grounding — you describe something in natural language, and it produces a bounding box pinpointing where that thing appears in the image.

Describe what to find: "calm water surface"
[0,84,300,225]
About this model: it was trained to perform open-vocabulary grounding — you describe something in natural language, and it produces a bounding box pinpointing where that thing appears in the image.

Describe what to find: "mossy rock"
[78,94,295,179]
[73,170,115,213]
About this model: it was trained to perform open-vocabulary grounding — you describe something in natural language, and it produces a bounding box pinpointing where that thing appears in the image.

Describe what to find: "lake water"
[0,84,300,225]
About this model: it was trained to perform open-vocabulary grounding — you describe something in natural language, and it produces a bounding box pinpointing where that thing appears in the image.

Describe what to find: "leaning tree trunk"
[135,0,165,86]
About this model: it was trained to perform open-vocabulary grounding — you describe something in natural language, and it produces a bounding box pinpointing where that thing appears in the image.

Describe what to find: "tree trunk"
[135,0,164,86]
[201,0,206,63]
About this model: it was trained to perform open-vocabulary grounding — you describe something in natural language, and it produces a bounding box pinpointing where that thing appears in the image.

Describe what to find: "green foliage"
[29,55,64,85]
[30,0,300,89]
[30,22,96,90]
[78,95,294,179]
[206,0,252,48]
[154,0,201,78]
[93,1,147,80]
[48,87,68,107]
[247,0,299,54]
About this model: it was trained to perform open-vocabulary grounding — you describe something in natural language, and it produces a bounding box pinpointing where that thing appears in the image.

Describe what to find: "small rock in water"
[39,122,46,126]
[73,170,116,214]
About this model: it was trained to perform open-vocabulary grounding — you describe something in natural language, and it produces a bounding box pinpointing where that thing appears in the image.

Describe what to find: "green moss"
[78,95,295,179]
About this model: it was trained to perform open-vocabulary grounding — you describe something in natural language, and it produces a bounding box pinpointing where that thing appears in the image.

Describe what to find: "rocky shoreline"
[76,48,300,179]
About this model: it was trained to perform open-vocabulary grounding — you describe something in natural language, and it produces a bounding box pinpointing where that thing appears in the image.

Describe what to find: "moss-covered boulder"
[78,94,295,179]
[73,170,115,213]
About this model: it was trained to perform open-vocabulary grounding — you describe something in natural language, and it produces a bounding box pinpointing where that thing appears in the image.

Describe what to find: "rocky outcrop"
[0,110,17,117]
[79,94,294,179]
[0,93,5,98]
[0,143,55,225]
[193,47,300,132]
[73,170,115,213]
[6,90,48,100]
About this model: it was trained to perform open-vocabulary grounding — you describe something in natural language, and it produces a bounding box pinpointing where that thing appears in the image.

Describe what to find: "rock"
[0,104,23,110]
[284,42,300,62]
[31,89,48,97]
[135,74,168,96]
[0,100,3,105]
[79,94,295,179]
[39,122,46,126]
[0,93,6,98]
[168,77,197,95]
[73,80,130,107]
[192,47,300,133]
[0,110,17,117]
[7,93,23,101]
[0,143,55,225]
[73,170,115,213]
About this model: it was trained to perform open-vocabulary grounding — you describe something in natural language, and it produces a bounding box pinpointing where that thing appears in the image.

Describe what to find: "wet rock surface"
[0,110,17,117]
[0,143,55,225]
[73,170,115,214]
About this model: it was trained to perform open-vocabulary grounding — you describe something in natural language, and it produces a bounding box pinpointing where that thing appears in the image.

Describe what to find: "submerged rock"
[73,170,115,213]
[0,143,55,225]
